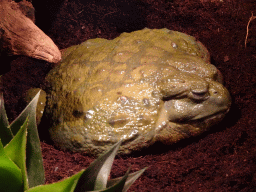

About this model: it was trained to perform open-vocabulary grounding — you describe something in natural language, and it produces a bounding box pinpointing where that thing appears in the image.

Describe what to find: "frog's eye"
[189,81,209,101]
[189,90,209,101]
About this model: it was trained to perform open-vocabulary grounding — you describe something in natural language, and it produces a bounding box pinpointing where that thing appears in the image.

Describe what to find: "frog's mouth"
[162,98,230,123]
[153,108,229,145]
[186,109,229,128]
[154,97,230,133]
[183,108,229,123]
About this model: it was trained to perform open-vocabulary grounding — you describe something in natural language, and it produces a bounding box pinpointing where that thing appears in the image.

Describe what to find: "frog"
[30,28,231,155]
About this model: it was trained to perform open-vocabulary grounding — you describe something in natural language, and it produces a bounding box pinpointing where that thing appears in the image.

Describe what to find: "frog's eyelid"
[191,88,208,94]
[189,91,209,101]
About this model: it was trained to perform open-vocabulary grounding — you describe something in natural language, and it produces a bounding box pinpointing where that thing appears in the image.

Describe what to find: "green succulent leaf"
[25,170,84,192]
[74,141,122,192]
[0,140,23,192]
[107,167,147,192]
[96,168,130,192]
[0,93,13,146]
[4,117,29,190]
[10,91,45,188]
[10,90,39,138]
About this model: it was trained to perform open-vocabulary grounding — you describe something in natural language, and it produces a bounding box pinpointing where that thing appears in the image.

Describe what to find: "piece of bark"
[0,0,61,63]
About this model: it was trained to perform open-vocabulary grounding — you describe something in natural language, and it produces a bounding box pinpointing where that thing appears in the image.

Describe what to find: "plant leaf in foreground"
[107,167,148,192]
[0,140,23,192]
[0,93,13,146]
[97,168,130,192]
[74,141,122,192]
[4,117,29,190]
[10,91,45,188]
[25,170,84,192]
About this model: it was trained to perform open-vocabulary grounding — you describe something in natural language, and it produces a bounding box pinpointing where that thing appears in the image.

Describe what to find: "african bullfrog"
[28,28,231,155]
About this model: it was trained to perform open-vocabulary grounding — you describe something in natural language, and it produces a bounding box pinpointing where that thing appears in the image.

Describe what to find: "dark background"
[1,0,256,191]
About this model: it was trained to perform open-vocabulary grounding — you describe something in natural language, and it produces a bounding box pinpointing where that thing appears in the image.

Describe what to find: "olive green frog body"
[42,28,231,155]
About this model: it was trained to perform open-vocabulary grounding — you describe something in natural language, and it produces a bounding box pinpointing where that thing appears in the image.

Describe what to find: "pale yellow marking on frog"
[64,58,76,65]
[114,63,127,70]
[123,78,135,84]
[153,36,177,53]
[89,51,108,61]
[89,85,103,98]
[140,55,159,64]
[71,134,84,144]
[105,83,154,102]
[89,62,111,83]
[60,46,77,58]
[77,38,114,62]
[114,44,140,53]
[57,63,90,92]
[151,30,202,57]
[60,70,67,79]
[109,70,126,82]
[84,39,113,61]
[159,66,179,77]
[165,55,217,79]
[76,84,104,110]
[130,64,158,80]
[74,47,94,61]
[79,51,94,61]
[145,46,165,57]
[114,37,141,53]
[106,63,127,82]
[113,51,133,62]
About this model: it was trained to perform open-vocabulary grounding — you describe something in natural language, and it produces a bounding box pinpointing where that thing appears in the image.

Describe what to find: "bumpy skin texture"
[44,28,231,155]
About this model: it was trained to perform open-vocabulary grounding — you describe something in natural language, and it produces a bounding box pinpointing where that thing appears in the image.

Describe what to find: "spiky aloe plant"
[0,91,147,192]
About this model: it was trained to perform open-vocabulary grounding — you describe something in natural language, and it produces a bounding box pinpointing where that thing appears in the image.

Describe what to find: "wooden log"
[0,0,61,63]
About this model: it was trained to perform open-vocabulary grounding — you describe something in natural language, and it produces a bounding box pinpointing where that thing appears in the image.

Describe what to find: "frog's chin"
[180,109,229,128]
[163,97,231,123]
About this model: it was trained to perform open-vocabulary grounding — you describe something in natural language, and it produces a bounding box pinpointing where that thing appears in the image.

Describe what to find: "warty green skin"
[36,28,231,155]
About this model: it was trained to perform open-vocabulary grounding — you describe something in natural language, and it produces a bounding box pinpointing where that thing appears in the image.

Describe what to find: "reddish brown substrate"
[1,0,256,191]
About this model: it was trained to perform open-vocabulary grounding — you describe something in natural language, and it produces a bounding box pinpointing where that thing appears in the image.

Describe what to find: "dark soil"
[1,0,256,191]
